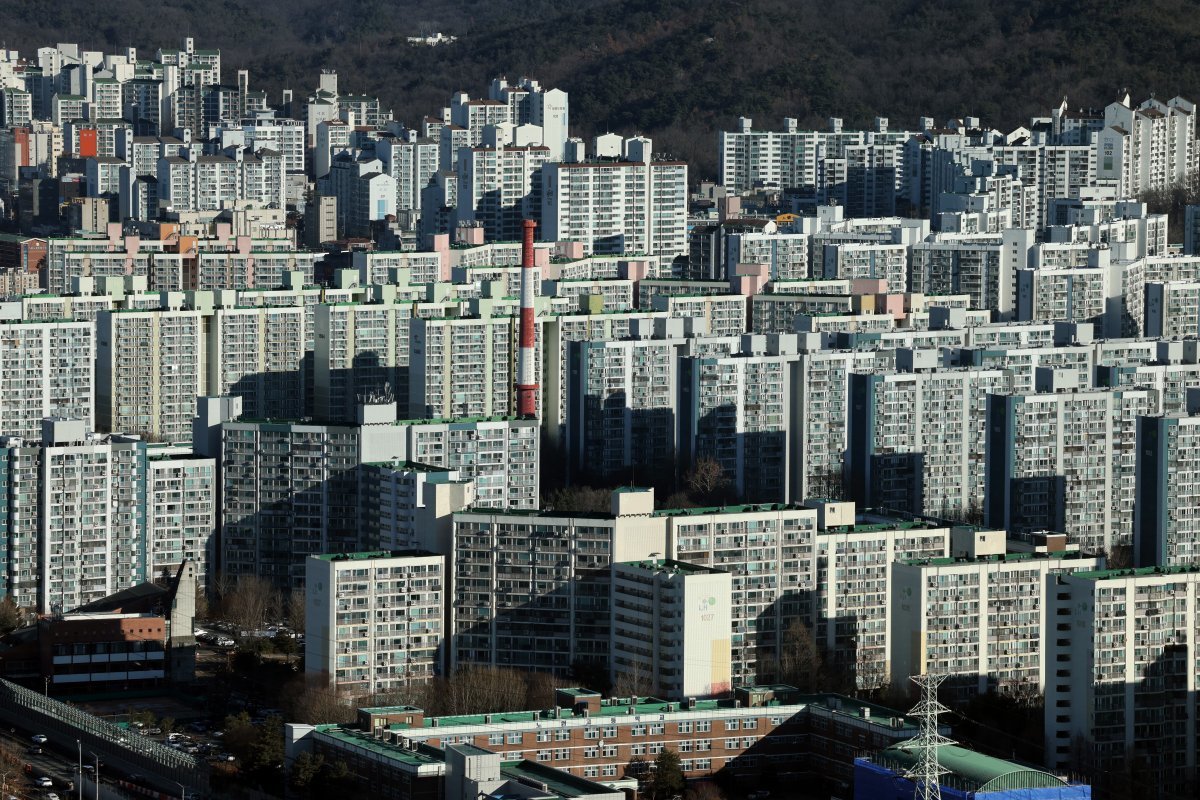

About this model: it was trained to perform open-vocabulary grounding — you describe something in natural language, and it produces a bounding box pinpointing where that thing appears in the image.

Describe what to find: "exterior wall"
[306,552,445,696]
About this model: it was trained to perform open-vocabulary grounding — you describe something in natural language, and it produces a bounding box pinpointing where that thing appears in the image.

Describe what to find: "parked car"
[30,735,47,744]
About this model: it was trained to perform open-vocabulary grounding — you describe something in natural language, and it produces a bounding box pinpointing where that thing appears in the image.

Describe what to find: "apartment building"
[0,319,94,441]
[1096,95,1196,197]
[610,559,733,700]
[390,417,539,510]
[455,145,549,242]
[725,230,810,281]
[679,334,797,503]
[306,550,445,697]
[542,140,688,259]
[890,532,1103,702]
[848,362,1012,518]
[220,420,361,589]
[1135,410,1200,567]
[651,294,748,339]
[315,298,417,423]
[156,146,285,213]
[985,376,1159,555]
[207,303,306,421]
[819,242,908,294]
[808,500,952,690]
[1044,566,1200,797]
[794,345,897,501]
[96,307,205,442]
[360,462,475,553]
[0,419,146,612]
[409,313,539,420]
[451,488,668,676]
[910,237,1009,314]
[145,447,217,589]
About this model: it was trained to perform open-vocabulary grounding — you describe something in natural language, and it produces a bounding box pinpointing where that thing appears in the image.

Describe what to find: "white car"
[31,734,48,744]
[34,777,53,788]
[47,794,61,800]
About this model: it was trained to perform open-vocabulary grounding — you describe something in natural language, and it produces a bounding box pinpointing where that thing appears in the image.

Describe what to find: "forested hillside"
[5,0,1200,178]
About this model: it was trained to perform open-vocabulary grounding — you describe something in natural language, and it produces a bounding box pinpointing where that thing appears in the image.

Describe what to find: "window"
[537,731,551,742]
[537,750,551,762]
[583,727,599,740]
[631,724,646,737]
[725,719,740,731]
[555,749,569,761]
[678,721,693,734]
[696,721,712,732]
[507,732,522,744]
[555,729,571,741]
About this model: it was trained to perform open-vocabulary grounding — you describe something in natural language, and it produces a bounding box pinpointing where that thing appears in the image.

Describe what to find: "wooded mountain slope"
[5,0,1200,178]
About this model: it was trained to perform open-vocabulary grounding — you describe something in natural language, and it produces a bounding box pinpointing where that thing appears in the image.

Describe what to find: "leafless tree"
[224,575,279,633]
[779,619,825,692]
[285,589,307,634]
[282,675,358,725]
[685,456,728,502]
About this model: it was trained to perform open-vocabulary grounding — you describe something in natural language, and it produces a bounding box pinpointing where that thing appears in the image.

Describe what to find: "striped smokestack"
[516,219,538,418]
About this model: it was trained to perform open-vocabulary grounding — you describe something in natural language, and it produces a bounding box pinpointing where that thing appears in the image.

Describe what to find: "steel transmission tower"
[904,673,956,800]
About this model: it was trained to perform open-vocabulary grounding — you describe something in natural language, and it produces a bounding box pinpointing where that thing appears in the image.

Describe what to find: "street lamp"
[88,752,100,800]
[76,740,83,800]
[176,780,187,800]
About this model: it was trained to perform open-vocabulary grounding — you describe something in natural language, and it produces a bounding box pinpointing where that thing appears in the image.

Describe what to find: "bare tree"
[285,589,307,635]
[612,657,656,699]
[282,675,358,725]
[436,666,530,716]
[685,456,728,502]
[779,619,824,692]
[686,784,725,800]
[224,575,279,633]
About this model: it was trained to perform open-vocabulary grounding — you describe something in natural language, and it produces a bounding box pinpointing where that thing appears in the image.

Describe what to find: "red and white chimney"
[516,219,539,418]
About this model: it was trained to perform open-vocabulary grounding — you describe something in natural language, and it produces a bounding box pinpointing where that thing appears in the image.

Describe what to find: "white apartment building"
[610,558,733,700]
[392,417,539,510]
[565,331,739,485]
[1145,281,1200,338]
[207,304,306,421]
[891,534,1103,702]
[910,237,1010,314]
[221,420,362,590]
[452,488,669,676]
[1135,411,1200,568]
[375,133,440,216]
[725,231,810,281]
[315,298,417,423]
[794,344,896,501]
[455,145,549,242]
[985,379,1159,555]
[666,500,822,688]
[306,550,445,697]
[0,319,94,441]
[360,462,474,553]
[650,294,748,338]
[819,242,909,294]
[808,500,952,690]
[848,364,1012,519]
[409,313,540,420]
[0,418,146,612]
[1096,95,1195,197]
[96,307,205,442]
[157,146,285,213]
[145,447,217,589]
[542,141,688,259]
[680,335,797,503]
[1044,566,1200,797]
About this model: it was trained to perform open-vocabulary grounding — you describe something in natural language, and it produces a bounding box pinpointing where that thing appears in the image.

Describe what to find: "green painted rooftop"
[1071,563,1200,581]
[879,743,1067,791]
[312,549,437,562]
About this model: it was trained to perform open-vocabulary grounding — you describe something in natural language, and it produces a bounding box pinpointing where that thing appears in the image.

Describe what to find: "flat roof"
[1070,563,1200,581]
[501,759,619,798]
[618,558,725,575]
[314,726,443,767]
[312,549,438,562]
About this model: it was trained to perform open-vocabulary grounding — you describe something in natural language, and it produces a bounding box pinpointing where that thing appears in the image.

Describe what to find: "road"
[0,721,128,800]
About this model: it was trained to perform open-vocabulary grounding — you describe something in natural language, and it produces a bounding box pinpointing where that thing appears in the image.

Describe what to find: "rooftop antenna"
[904,673,955,800]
